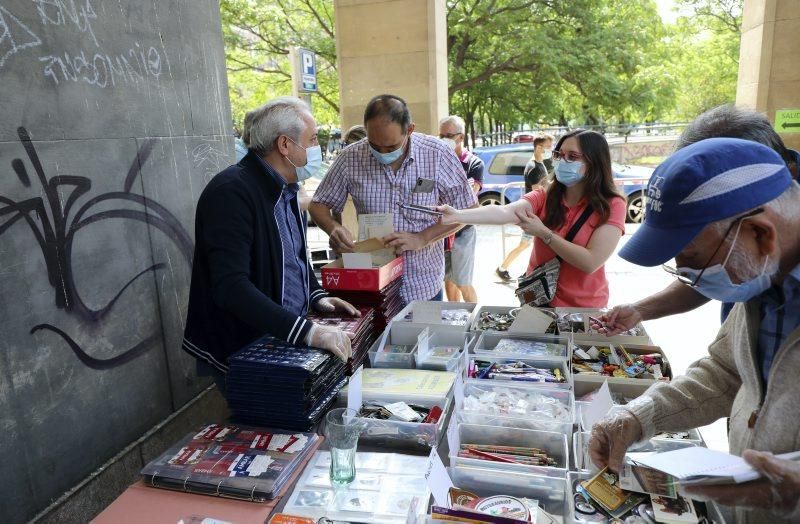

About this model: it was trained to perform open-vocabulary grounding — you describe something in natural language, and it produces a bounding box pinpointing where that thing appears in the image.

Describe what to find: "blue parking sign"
[299,49,317,92]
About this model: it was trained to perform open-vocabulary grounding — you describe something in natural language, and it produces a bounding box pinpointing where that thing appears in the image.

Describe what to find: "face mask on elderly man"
[677,217,779,303]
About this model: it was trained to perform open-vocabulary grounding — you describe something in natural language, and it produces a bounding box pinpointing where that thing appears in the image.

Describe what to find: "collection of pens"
[467,359,566,383]
[457,443,557,466]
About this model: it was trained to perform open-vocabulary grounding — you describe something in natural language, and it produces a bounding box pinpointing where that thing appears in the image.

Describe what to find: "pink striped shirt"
[313,134,478,302]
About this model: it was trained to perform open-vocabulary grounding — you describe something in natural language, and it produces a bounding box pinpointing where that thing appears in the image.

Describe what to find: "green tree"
[221,0,340,126]
[220,0,742,136]
[666,0,742,120]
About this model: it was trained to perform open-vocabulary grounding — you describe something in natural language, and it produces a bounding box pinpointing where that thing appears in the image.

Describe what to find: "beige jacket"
[626,299,800,523]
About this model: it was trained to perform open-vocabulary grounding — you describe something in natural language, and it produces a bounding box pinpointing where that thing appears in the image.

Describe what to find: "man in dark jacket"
[183,97,357,387]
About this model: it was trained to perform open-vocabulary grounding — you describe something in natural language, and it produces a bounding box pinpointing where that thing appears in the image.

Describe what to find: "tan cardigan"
[626,299,800,523]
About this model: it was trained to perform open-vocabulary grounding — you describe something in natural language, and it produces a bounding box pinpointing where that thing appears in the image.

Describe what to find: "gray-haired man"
[183,97,358,392]
[439,115,483,302]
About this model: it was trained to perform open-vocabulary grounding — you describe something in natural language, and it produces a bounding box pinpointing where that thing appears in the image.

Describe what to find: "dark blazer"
[182,152,327,372]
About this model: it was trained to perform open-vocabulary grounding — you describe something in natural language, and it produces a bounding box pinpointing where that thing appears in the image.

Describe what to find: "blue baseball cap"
[619,137,793,267]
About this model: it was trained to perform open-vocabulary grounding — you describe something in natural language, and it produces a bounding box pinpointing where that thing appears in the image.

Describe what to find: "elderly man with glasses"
[589,138,800,522]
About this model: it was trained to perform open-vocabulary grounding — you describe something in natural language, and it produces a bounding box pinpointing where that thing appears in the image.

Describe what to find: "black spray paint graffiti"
[0,127,193,369]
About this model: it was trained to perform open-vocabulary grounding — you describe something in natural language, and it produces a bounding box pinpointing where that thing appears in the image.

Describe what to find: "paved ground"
[308,223,729,451]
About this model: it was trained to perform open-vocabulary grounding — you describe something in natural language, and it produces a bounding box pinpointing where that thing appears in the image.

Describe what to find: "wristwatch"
[542,231,554,245]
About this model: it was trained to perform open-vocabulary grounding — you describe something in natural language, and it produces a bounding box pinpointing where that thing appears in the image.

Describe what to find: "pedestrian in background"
[439,115,483,303]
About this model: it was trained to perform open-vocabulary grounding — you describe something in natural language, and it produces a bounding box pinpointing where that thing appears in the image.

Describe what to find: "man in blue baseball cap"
[589,137,800,521]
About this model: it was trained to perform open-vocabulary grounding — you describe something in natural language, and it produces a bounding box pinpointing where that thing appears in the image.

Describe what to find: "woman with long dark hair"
[438,129,626,307]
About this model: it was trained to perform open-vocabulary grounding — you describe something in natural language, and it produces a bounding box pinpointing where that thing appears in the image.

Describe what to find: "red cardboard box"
[321,256,403,291]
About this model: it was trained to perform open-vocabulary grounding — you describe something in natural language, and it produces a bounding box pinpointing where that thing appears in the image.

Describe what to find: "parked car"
[473,143,651,223]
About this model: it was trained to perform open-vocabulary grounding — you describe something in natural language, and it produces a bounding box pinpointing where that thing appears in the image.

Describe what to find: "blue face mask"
[678,222,773,303]
[554,160,584,187]
[370,136,407,165]
[286,139,322,181]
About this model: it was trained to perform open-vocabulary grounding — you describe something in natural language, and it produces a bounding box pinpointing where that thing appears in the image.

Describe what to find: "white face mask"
[441,137,457,151]
[542,149,553,160]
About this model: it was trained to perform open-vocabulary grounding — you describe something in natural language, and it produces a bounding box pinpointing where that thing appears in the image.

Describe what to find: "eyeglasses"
[662,208,765,286]
[552,150,583,162]
[439,133,462,139]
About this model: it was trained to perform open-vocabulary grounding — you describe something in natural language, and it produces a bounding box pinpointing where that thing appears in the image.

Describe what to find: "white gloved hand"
[313,297,360,316]
[304,324,353,362]
[588,409,643,473]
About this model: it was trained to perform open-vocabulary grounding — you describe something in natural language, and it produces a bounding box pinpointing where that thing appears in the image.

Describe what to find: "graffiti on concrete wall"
[0,126,193,369]
[610,139,676,164]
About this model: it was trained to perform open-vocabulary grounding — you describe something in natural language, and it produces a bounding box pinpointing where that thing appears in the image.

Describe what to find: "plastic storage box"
[416,329,470,372]
[456,380,575,436]
[449,422,569,478]
[357,394,452,452]
[465,354,571,390]
[555,307,651,345]
[393,300,477,333]
[448,465,568,522]
[572,343,672,391]
[368,327,417,369]
[473,332,569,362]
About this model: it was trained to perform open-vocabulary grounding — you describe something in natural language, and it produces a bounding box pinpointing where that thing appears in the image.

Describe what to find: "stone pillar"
[736,0,800,150]
[334,0,449,135]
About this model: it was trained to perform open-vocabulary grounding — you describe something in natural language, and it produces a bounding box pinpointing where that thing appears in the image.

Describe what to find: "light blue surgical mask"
[554,159,584,186]
[370,137,407,165]
[286,139,322,181]
[678,222,773,303]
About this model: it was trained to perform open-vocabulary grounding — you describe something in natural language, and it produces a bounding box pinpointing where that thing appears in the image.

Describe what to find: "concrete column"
[736,0,800,150]
[334,0,449,134]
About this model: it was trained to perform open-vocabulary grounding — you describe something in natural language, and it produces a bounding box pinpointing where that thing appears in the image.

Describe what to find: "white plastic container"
[448,465,568,521]
[357,395,452,452]
[456,380,575,436]
[393,300,477,333]
[465,354,571,390]
[473,332,569,362]
[449,422,568,478]
[416,329,471,372]
[555,307,652,345]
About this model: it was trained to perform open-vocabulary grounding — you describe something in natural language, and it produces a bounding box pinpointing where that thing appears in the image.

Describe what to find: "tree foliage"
[221,0,742,133]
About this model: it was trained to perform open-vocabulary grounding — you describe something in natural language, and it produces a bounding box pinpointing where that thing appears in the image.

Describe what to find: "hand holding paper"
[682,449,800,517]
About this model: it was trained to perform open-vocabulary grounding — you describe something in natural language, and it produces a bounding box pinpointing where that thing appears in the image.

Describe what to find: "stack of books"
[226,337,347,431]
[306,306,377,374]
[326,277,404,332]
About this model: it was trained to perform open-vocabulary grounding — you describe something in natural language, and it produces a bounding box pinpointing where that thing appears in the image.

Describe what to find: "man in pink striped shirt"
[310,94,478,303]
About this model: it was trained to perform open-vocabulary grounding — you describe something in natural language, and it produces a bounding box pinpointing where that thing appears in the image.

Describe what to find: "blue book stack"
[226,336,347,431]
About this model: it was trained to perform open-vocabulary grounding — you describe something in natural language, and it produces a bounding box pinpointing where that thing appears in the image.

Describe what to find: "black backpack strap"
[555,205,594,262]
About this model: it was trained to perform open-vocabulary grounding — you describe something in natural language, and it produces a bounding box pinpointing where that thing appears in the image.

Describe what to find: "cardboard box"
[321,255,403,291]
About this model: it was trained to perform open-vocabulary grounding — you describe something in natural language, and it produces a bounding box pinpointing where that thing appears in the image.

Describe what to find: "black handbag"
[515,205,594,306]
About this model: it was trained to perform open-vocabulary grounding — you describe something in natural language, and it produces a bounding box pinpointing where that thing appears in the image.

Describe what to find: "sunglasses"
[439,133,462,139]
[552,150,583,162]
[662,208,765,286]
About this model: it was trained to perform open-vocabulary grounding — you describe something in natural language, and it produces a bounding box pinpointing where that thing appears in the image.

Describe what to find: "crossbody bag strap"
[555,205,594,262]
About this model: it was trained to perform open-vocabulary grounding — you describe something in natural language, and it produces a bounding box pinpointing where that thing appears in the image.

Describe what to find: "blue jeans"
[430,289,443,301]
